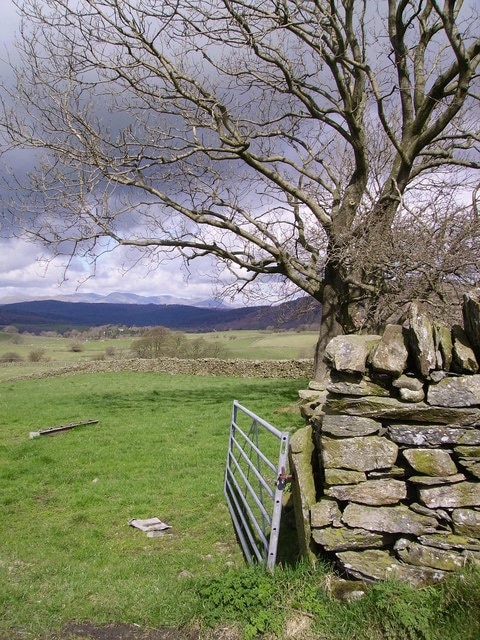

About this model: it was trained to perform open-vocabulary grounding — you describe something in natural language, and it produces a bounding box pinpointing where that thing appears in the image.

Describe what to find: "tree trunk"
[313,281,344,381]
[312,254,371,381]
[312,255,350,381]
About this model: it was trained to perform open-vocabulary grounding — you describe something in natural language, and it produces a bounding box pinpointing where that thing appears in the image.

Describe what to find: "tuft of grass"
[196,562,480,640]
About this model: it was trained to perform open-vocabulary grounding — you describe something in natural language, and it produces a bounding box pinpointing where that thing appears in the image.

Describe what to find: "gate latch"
[276,467,293,490]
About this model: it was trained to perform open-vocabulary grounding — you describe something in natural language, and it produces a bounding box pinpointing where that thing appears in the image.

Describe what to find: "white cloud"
[0,238,217,302]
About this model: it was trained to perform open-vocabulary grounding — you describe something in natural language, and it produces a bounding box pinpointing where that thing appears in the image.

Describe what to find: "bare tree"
[1,0,479,377]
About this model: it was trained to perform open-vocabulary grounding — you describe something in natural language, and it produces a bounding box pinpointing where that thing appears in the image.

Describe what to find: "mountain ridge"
[0,297,321,333]
[0,291,229,308]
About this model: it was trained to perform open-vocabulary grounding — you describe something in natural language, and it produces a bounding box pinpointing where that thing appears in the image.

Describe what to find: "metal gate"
[224,400,290,571]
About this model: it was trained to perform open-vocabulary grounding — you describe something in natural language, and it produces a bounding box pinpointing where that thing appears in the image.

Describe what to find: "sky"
[0,1,228,305]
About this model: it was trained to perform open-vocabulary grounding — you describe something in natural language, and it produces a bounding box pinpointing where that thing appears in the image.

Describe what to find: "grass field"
[201,330,318,360]
[0,329,318,382]
[2,371,480,640]
[0,372,306,639]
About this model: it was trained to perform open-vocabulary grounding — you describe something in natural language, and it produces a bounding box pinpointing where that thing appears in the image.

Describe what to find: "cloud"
[0,2,296,307]
[0,4,222,304]
[0,237,218,302]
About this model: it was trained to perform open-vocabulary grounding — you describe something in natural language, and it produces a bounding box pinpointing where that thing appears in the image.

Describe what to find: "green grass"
[196,562,480,640]
[2,371,480,640]
[202,330,318,360]
[0,372,306,638]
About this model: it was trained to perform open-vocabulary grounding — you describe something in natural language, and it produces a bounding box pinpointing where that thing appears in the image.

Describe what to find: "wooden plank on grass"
[29,420,98,438]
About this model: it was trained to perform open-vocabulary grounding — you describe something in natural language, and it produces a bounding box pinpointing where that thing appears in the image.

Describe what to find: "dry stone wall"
[5,356,313,381]
[293,294,480,585]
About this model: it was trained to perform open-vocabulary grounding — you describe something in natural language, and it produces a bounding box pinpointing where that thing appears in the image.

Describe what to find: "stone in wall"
[408,473,466,486]
[409,502,452,524]
[327,372,390,397]
[312,527,392,552]
[387,423,480,446]
[463,293,480,362]
[434,322,453,371]
[419,482,480,509]
[325,479,406,506]
[310,498,342,528]
[418,532,480,551]
[336,549,447,586]
[321,436,398,472]
[324,468,367,486]
[324,335,381,374]
[342,503,439,535]
[392,375,424,392]
[320,414,381,438]
[369,324,409,376]
[455,445,480,457]
[326,394,480,425]
[288,426,317,562]
[452,509,480,538]
[428,375,480,407]
[406,301,437,377]
[300,400,325,423]
[368,466,406,479]
[451,325,479,374]
[394,538,480,571]
[402,448,458,476]
[457,459,480,480]
[392,374,425,403]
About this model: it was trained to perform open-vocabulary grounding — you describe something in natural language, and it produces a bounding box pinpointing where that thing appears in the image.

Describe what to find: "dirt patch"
[0,624,200,640]
[36,622,241,640]
[58,622,201,640]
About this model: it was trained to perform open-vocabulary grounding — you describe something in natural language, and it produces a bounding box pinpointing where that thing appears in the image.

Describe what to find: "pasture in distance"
[0,328,318,382]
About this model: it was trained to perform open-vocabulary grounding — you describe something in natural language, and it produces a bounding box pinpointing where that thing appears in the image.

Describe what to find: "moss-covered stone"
[434,322,453,371]
[336,549,446,585]
[325,479,406,505]
[394,538,478,571]
[407,302,437,377]
[420,482,480,509]
[369,324,409,376]
[402,448,457,477]
[310,498,342,528]
[321,436,398,472]
[418,532,480,552]
[321,414,381,437]
[324,468,367,486]
[452,324,479,374]
[312,526,390,551]
[342,503,438,535]
[289,426,317,563]
[455,445,480,458]
[452,509,480,538]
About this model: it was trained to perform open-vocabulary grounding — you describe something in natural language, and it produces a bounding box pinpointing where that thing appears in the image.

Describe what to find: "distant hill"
[0,297,321,333]
[0,291,228,308]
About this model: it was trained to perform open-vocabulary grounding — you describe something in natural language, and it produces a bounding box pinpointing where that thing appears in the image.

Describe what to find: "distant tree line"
[131,327,227,360]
